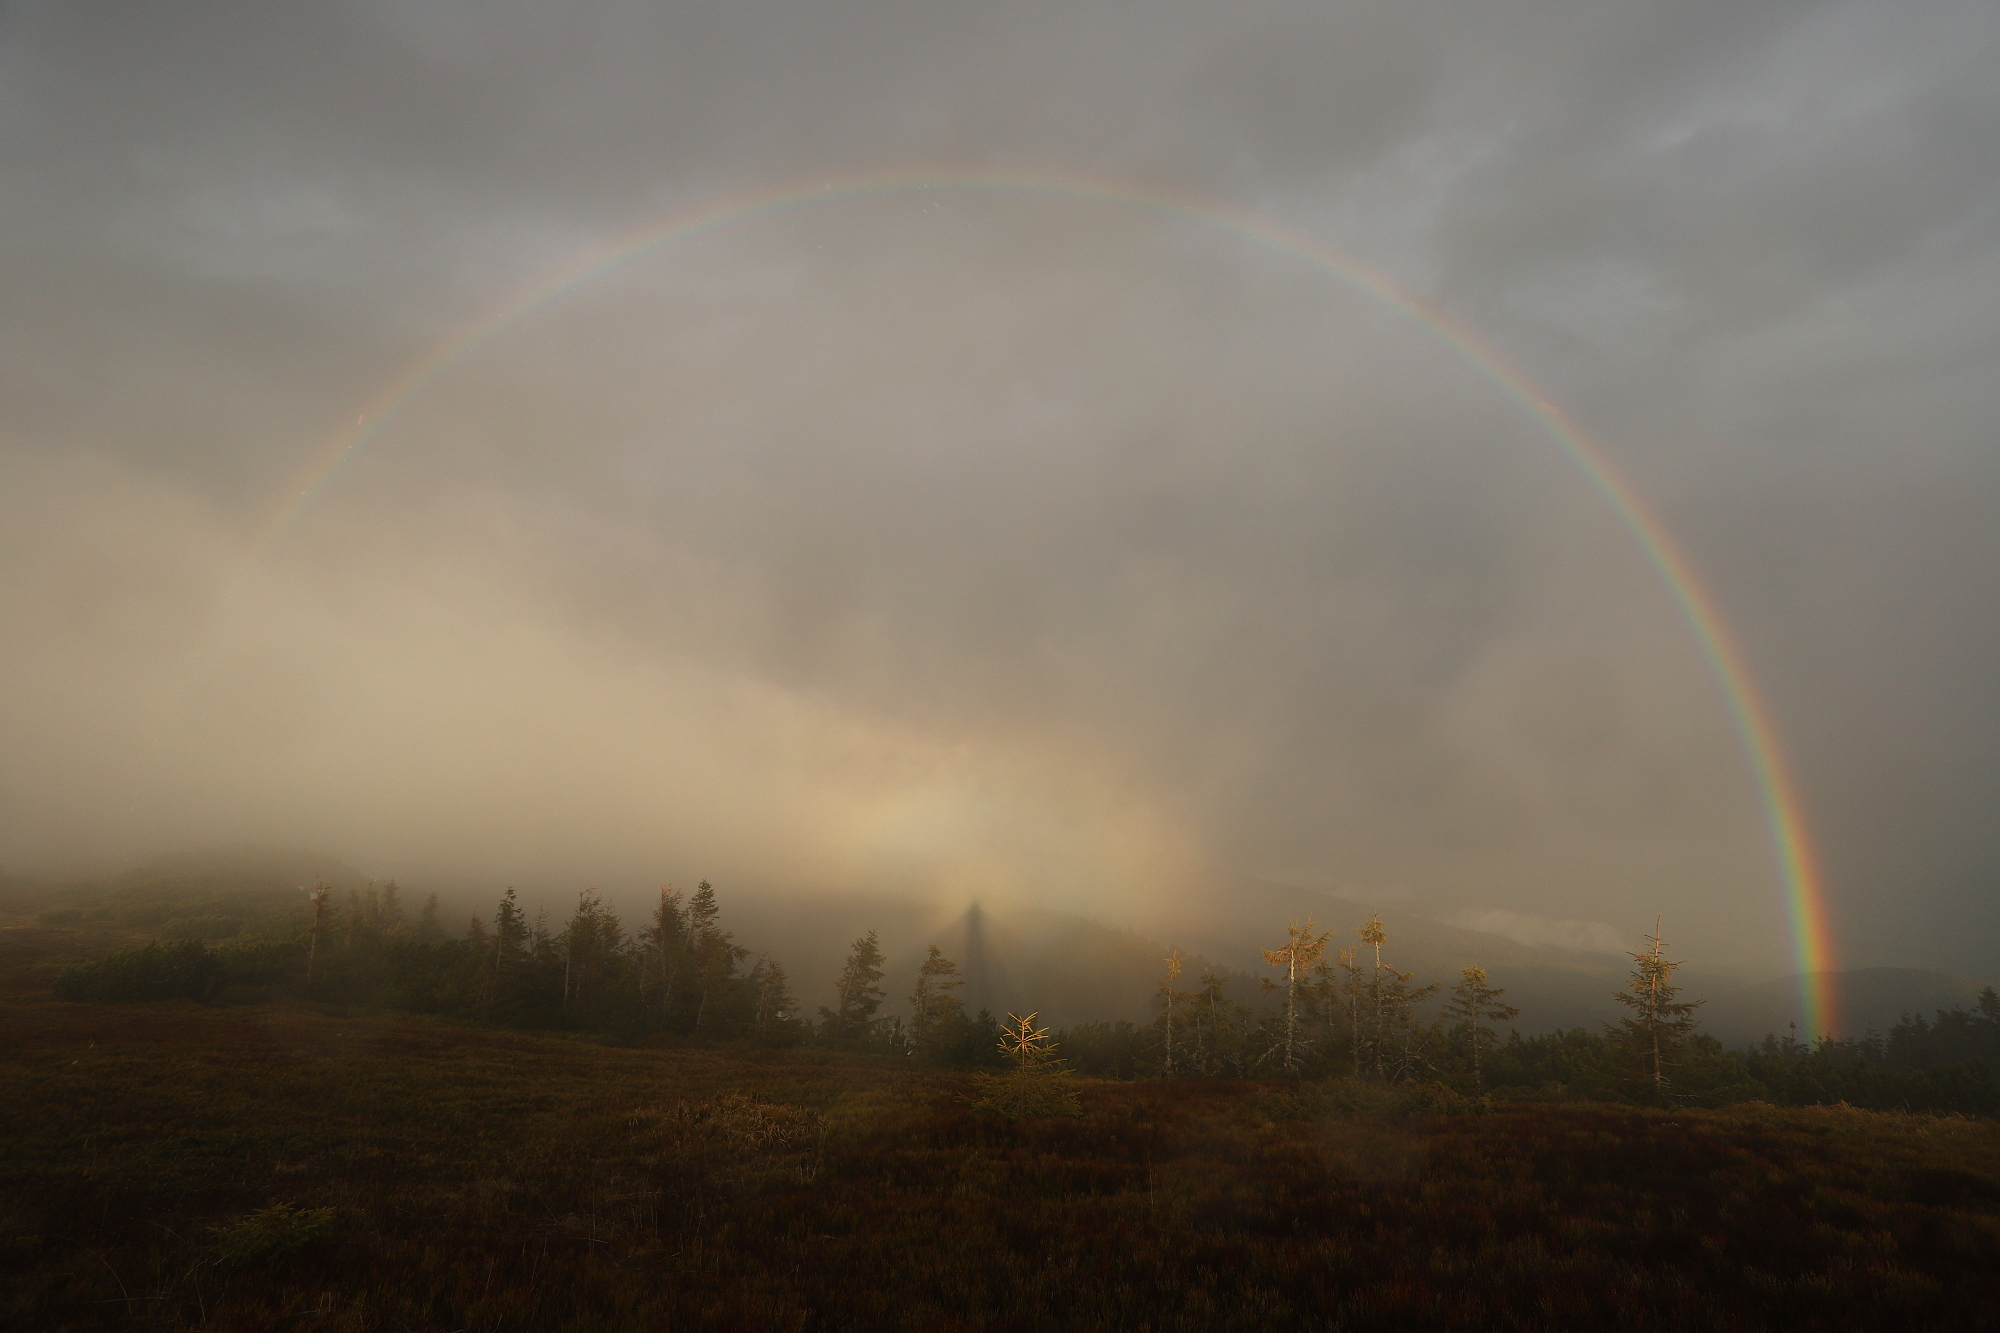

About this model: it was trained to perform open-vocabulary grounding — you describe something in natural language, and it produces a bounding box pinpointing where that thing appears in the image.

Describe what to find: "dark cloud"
[1,0,1996,979]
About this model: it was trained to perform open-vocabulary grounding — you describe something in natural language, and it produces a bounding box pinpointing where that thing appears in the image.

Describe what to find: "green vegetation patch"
[210,1203,337,1266]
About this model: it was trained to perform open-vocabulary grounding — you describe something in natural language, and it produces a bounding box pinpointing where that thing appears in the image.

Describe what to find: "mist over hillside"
[18,845,1987,1042]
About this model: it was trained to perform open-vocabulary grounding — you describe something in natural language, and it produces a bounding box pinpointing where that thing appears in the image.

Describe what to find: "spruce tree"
[1353,914,1440,1081]
[1445,965,1519,1096]
[378,880,405,935]
[692,932,747,1035]
[560,889,625,1015]
[750,954,799,1041]
[686,881,720,947]
[677,882,744,1034]
[821,929,887,1045]
[1203,967,1258,1077]
[1262,920,1331,1074]
[645,885,688,1013]
[1608,918,1702,1102]
[416,892,442,941]
[491,888,530,1009]
[907,945,967,1059]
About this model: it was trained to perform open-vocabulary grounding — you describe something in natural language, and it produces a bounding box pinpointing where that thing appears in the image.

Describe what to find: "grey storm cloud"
[1,0,1996,977]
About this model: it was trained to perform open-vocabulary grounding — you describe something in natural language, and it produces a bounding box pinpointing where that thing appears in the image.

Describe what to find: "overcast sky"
[2,0,1996,978]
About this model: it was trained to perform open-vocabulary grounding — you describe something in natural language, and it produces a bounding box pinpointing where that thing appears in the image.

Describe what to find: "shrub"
[971,1067,1084,1118]
[209,1204,335,1266]
[52,940,221,1003]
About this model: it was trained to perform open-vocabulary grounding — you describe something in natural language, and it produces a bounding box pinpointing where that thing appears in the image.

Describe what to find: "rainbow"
[261,165,1840,1038]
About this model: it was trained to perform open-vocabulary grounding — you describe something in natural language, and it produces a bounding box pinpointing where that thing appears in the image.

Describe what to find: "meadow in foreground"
[5,1000,2000,1331]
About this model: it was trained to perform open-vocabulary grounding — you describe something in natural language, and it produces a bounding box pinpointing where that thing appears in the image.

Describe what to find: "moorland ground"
[5,999,2000,1331]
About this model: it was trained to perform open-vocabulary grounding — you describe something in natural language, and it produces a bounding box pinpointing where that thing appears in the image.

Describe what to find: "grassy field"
[6,1000,2000,1331]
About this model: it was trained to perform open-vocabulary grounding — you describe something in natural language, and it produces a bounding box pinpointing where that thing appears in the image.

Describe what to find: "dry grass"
[5,999,2000,1331]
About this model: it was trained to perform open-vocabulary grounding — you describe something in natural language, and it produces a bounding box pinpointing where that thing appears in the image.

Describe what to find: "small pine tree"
[974,1011,1081,1118]
[1444,965,1519,1096]
[820,929,887,1045]
[998,1011,1058,1070]
[1608,918,1703,1102]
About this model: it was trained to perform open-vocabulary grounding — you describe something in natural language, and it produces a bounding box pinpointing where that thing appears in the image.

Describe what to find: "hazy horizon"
[3,2,1997,980]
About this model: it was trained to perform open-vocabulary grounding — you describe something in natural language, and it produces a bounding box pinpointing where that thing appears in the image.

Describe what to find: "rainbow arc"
[260,166,1839,1038]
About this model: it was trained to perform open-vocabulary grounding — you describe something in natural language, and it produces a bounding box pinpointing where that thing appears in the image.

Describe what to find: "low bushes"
[50,939,220,1002]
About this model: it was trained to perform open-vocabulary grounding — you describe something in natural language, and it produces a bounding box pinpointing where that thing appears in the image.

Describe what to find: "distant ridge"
[1703,967,1998,1044]
[123,844,373,893]
[37,849,1994,1049]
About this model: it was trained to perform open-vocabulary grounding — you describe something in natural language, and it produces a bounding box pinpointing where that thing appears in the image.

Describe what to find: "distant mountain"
[1702,967,1998,1045]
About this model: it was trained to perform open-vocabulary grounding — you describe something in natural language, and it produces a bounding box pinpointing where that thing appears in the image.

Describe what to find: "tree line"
[52,879,1008,1059]
[1057,914,2000,1116]
[48,886,2000,1115]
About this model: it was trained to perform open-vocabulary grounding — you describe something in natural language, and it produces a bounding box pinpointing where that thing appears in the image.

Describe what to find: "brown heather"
[5,1000,2000,1331]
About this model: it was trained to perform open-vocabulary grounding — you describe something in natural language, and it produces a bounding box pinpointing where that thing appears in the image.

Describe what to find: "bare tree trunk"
[305,884,330,986]
[1648,918,1664,1097]
[1283,953,1299,1072]
[1372,937,1386,1081]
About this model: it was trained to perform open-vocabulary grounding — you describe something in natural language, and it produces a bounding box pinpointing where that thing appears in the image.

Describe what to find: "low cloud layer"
[1449,909,1629,957]
[2,1,1997,978]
